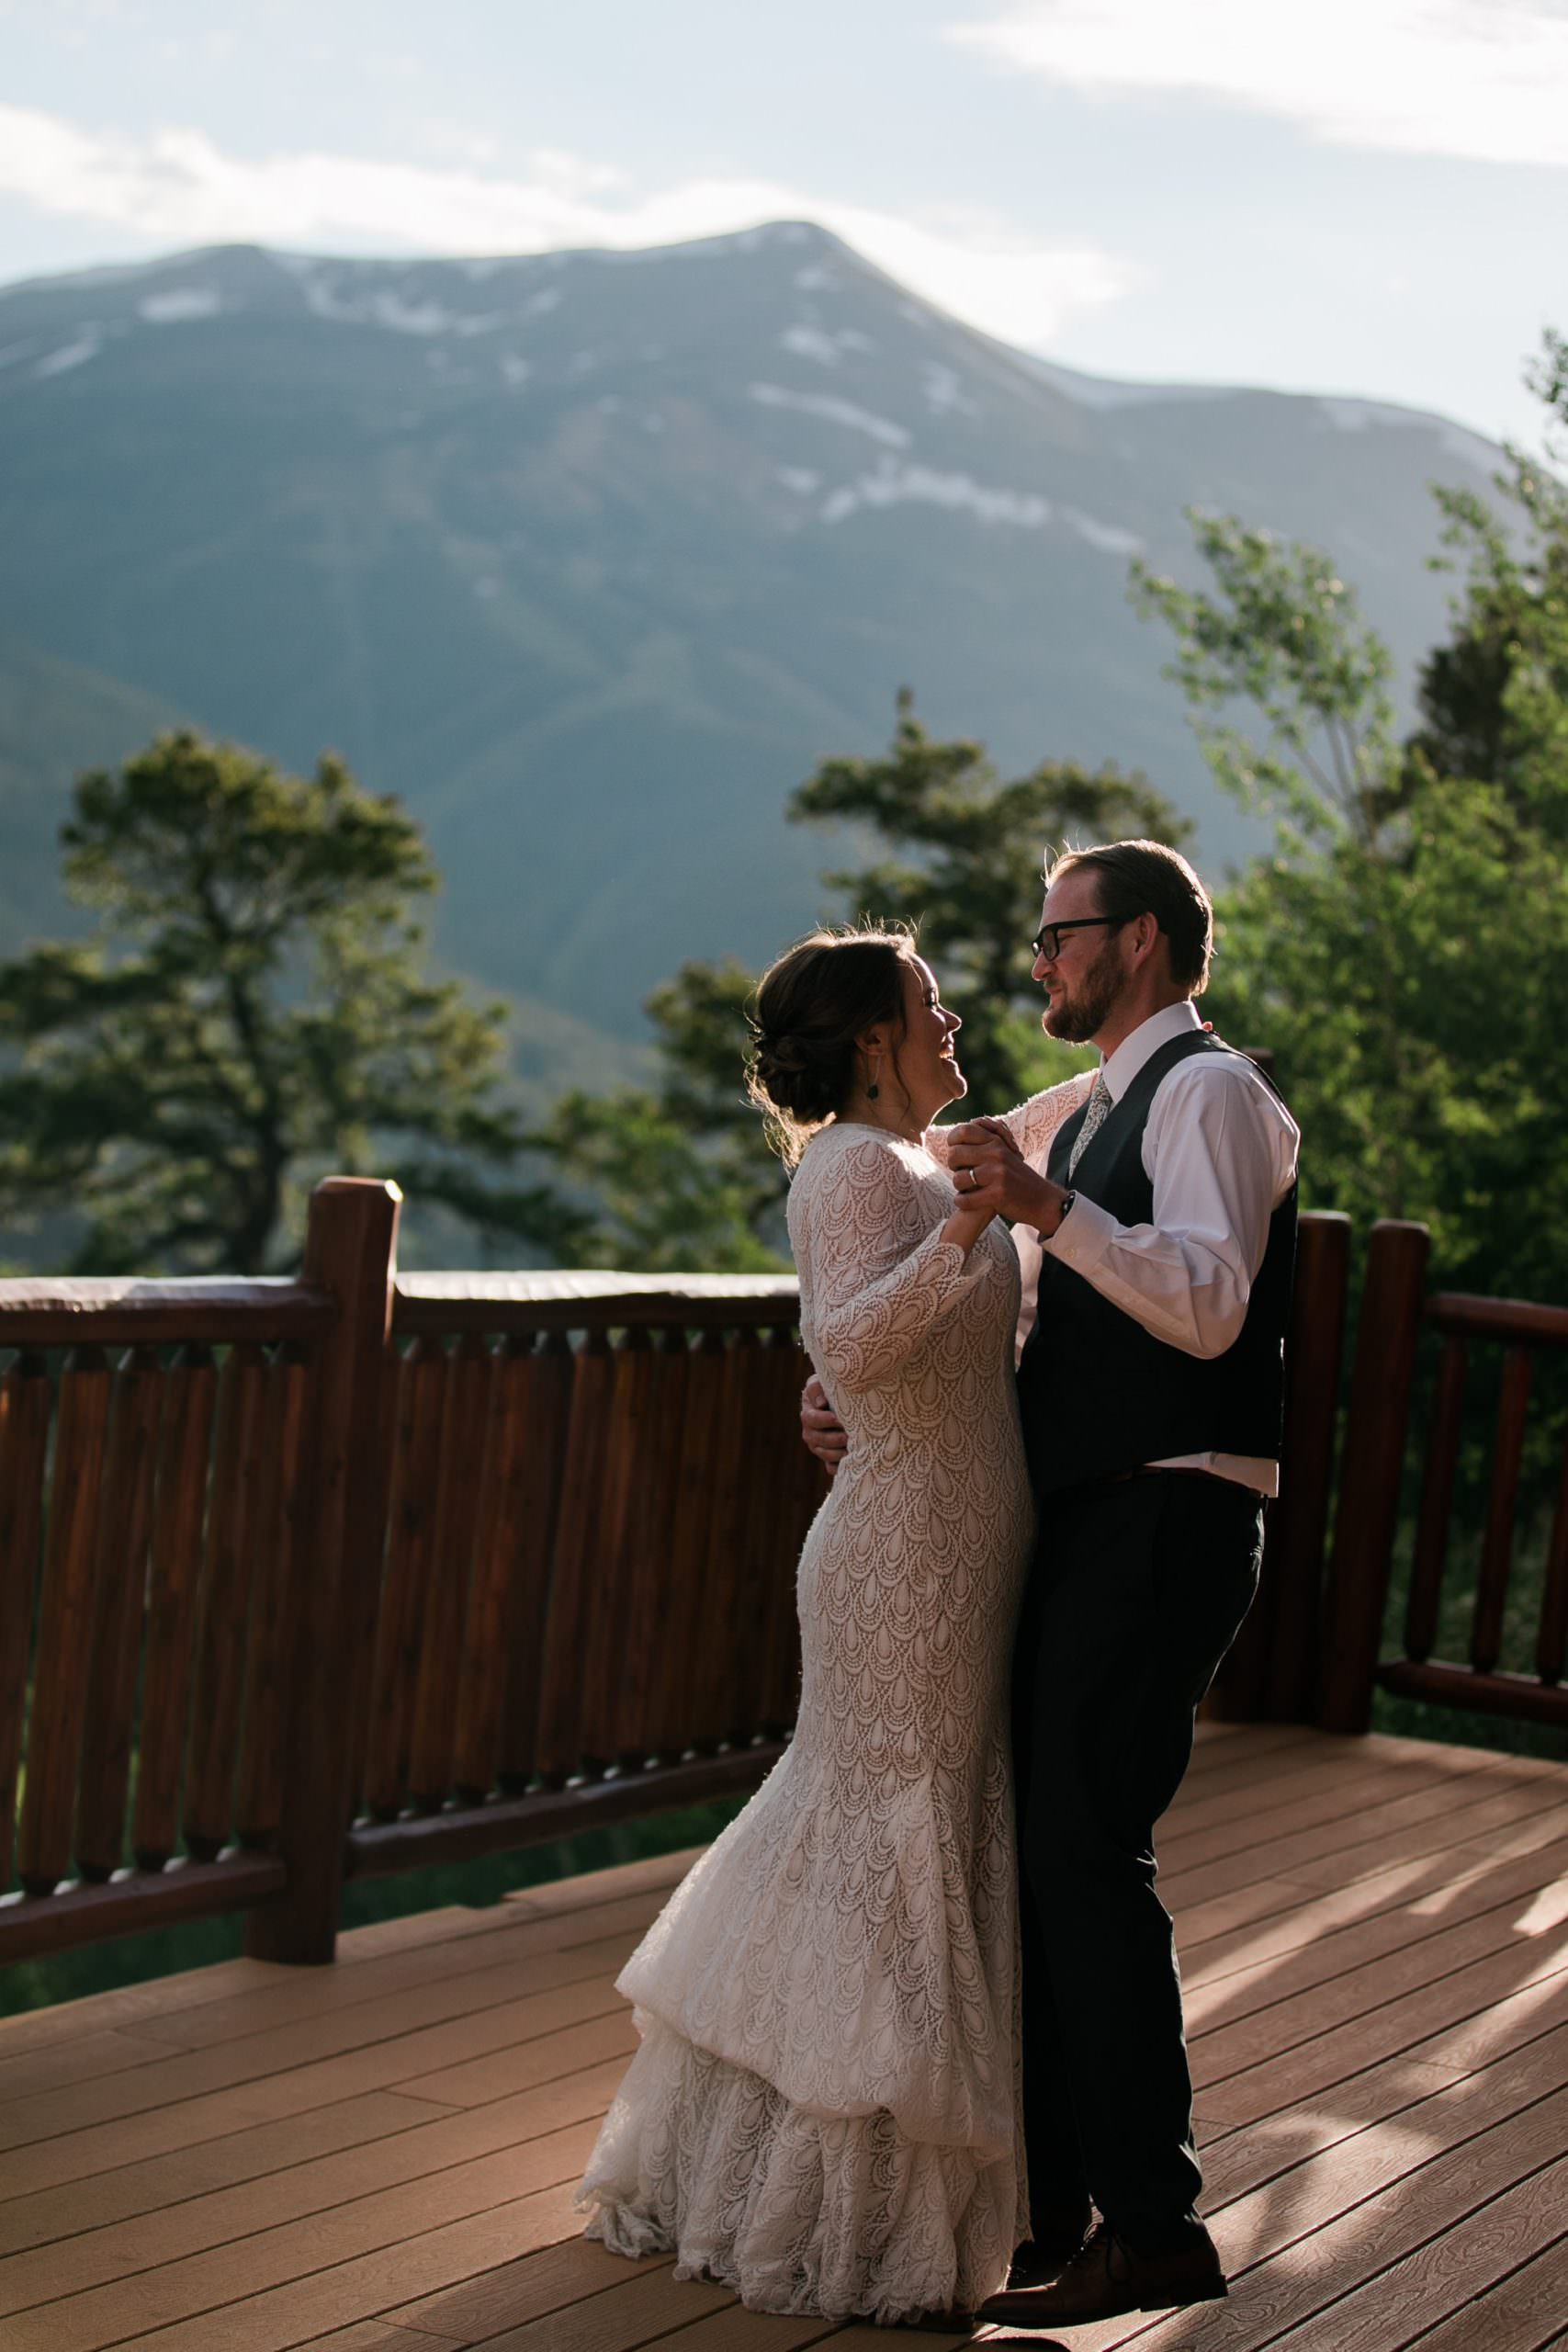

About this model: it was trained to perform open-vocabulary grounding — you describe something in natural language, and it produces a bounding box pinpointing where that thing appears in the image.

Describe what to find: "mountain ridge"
[0,220,1504,1050]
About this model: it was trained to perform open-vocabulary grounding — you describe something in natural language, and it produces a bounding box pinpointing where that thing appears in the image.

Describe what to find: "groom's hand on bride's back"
[800,1374,848,1475]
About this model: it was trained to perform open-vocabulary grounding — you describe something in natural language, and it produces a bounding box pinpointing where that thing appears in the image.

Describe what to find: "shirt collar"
[1098,999,1203,1103]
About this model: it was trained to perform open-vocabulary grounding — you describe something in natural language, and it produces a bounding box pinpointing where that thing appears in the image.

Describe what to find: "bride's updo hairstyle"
[747,923,916,1166]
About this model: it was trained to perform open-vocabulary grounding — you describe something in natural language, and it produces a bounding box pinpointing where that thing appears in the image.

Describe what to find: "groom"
[801,839,1299,2327]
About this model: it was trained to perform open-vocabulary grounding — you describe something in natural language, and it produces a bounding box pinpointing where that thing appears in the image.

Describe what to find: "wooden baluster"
[759,1327,816,1736]
[184,1342,269,1860]
[646,1329,726,1762]
[343,1327,400,1821]
[233,1346,310,1849]
[1266,1210,1352,1722]
[627,1330,694,1762]
[584,1328,683,1770]
[408,1331,491,1809]
[134,1347,218,1871]
[453,1335,535,1803]
[692,1328,759,1749]
[1317,1220,1431,1734]
[728,1328,801,1741]
[533,1325,615,1783]
[76,1349,164,1881]
[248,1176,401,1965]
[591,1328,689,1768]
[499,1332,573,1790]
[362,1336,447,1818]
[17,1348,111,1894]
[1471,1346,1532,1677]
[1405,1337,1467,1664]
[1538,1418,1568,1687]
[0,1356,55,1892]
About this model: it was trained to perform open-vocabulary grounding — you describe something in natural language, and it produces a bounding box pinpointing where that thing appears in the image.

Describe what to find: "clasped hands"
[800,1120,1071,1474]
[943,1116,1070,1237]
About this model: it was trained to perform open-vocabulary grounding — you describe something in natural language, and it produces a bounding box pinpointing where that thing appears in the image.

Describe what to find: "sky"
[1,0,1564,449]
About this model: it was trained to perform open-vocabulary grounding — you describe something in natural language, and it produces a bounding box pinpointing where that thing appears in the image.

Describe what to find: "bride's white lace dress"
[577,1082,1089,2323]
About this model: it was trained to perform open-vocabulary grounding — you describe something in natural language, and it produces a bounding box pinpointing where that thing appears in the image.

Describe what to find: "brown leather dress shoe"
[1005,2211,1095,2291]
[979,2221,1226,2327]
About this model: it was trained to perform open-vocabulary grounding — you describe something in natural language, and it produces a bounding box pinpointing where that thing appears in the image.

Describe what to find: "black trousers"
[1011,1470,1265,2255]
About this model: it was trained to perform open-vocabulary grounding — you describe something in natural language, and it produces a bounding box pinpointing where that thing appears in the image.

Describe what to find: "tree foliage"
[790,693,1190,1109]
[0,731,549,1272]
[524,707,1191,1268]
[1132,336,1568,1302]
[524,960,788,1272]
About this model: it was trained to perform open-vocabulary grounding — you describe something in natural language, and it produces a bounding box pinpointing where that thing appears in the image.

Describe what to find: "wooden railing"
[1318,1222,1568,1735]
[0,1183,820,1965]
[1,1186,1558,1971]
[0,1261,340,1960]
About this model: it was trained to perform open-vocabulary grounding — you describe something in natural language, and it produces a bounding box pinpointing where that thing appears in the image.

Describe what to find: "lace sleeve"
[790,1138,983,1396]
[998,1070,1095,1164]
[926,1070,1093,1167]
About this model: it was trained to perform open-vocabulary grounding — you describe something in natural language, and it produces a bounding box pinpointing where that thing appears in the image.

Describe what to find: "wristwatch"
[1047,1190,1076,1239]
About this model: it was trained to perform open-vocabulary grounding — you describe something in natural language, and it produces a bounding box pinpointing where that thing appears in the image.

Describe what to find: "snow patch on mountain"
[749,382,910,447]
[36,334,101,378]
[140,288,221,323]
[820,458,1051,528]
[780,323,876,368]
[922,363,978,418]
[781,325,840,367]
[1066,509,1143,555]
[270,254,501,336]
[1317,396,1499,472]
[778,467,822,494]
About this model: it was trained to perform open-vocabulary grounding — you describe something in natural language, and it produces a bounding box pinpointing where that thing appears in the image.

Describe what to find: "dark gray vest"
[1016,1030,1297,1498]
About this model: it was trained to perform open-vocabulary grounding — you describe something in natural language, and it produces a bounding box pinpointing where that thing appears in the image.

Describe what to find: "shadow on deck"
[2,1722,1565,2351]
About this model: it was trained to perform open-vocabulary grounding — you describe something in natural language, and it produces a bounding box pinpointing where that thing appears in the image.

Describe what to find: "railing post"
[1207,1210,1351,1724]
[247,1178,400,1964]
[1315,1219,1430,1735]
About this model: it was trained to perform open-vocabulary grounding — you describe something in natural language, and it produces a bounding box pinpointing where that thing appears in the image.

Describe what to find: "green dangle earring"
[866,1052,882,1101]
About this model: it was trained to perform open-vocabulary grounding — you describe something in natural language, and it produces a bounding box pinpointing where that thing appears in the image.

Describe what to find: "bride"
[575,924,1089,2325]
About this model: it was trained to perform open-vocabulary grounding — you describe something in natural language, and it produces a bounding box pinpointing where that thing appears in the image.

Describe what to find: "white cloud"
[0,104,1131,348]
[951,0,1568,169]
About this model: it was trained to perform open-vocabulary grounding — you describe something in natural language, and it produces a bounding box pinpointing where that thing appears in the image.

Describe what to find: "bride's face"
[897,956,966,1122]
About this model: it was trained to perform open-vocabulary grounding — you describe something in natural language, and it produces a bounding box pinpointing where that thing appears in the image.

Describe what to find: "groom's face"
[1032,875,1131,1045]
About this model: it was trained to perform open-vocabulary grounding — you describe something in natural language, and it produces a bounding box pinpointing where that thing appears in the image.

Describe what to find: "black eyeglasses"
[1031,916,1123,962]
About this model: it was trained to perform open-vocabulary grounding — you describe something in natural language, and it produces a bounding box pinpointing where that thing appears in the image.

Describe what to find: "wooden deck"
[1,1723,1565,2351]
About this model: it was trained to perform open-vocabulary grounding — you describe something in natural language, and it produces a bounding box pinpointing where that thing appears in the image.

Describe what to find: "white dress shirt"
[1021,1001,1301,1496]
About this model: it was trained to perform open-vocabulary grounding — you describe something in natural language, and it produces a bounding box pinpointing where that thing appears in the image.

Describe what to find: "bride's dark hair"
[747,923,916,1166]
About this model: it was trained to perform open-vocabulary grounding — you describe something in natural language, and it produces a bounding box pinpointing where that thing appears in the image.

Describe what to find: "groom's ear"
[1126,910,1162,966]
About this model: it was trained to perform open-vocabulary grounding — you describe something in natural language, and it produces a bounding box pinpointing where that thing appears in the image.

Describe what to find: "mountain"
[0,224,1504,1048]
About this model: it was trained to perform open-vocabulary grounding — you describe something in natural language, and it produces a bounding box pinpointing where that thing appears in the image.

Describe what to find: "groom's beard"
[1042,937,1127,1043]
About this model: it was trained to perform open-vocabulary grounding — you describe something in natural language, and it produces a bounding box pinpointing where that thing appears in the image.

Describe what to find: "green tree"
[0,731,551,1273]
[525,702,1190,1267]
[524,959,789,1272]
[1131,335,1568,1303]
[791,692,1190,1109]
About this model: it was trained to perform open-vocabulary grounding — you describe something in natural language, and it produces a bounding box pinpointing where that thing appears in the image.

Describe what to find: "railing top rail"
[1426,1291,1568,1348]
[392,1269,801,1336]
[0,1276,334,1350]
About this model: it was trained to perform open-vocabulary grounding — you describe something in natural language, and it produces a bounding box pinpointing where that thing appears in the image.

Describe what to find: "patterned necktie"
[1066,1070,1112,1180]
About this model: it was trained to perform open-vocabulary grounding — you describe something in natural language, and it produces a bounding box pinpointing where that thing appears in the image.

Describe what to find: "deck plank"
[6,1729,1566,2352]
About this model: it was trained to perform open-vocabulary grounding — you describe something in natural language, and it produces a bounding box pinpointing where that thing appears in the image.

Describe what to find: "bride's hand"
[942,1153,1007,1250]
[946,1118,1065,1234]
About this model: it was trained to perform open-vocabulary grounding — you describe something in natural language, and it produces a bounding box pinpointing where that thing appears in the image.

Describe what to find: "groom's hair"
[1047,839,1213,993]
